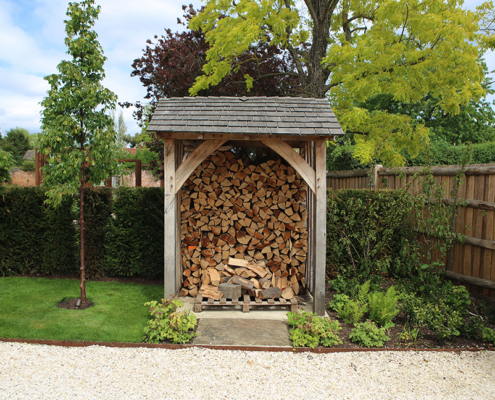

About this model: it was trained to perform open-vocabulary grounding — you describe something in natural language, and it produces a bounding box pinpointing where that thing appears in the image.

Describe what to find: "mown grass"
[0,277,163,343]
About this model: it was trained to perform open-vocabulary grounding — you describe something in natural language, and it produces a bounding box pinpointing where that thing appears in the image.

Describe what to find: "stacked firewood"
[179,151,308,300]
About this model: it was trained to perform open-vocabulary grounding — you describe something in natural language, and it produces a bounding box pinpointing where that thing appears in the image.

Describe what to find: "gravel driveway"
[1,342,494,399]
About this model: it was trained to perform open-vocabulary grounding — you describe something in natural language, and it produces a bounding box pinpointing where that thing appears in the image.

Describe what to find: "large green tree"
[40,0,119,301]
[0,127,31,165]
[189,0,493,166]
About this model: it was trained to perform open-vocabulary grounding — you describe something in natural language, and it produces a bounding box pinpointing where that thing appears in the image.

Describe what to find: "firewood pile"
[180,151,308,300]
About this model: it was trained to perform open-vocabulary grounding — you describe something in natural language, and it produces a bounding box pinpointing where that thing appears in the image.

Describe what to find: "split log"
[179,152,308,298]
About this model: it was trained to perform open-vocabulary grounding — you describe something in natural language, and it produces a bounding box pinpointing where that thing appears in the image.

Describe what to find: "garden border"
[1,338,492,353]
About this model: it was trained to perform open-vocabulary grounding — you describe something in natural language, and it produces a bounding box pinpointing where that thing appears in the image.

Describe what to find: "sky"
[0,0,493,138]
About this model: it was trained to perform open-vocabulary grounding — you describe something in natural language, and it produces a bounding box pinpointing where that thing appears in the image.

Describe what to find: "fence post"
[372,164,383,190]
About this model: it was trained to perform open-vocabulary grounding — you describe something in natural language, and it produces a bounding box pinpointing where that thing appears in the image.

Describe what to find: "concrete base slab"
[192,318,292,346]
[178,293,317,321]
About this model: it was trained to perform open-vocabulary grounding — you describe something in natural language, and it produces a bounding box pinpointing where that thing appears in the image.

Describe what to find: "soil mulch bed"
[57,297,94,310]
[324,281,495,351]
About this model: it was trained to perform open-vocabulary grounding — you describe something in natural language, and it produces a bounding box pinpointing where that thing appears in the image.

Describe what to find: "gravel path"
[1,342,494,400]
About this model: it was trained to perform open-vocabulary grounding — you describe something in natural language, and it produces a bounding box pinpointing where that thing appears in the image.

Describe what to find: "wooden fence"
[327,164,495,300]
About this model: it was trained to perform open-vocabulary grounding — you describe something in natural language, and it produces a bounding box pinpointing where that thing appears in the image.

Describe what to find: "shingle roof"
[147,97,344,137]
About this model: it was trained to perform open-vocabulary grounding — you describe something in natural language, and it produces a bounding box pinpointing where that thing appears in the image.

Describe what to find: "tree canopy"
[121,5,301,126]
[190,0,494,166]
[0,127,31,165]
[40,0,119,301]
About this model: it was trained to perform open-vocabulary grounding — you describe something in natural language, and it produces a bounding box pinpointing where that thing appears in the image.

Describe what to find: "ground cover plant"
[143,297,197,344]
[0,277,162,343]
[323,278,495,350]
[287,311,342,349]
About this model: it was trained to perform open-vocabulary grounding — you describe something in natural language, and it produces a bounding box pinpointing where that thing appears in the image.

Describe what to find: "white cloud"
[0,0,493,136]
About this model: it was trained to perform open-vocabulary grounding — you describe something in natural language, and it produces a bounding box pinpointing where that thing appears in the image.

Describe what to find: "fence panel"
[327,164,495,299]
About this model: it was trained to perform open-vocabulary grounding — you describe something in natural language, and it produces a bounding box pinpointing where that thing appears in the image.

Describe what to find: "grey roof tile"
[148,97,344,136]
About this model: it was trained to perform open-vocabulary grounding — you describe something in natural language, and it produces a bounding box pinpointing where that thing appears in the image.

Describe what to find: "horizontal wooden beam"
[378,165,495,176]
[327,169,370,179]
[443,198,495,211]
[445,271,495,291]
[463,236,495,251]
[154,132,335,142]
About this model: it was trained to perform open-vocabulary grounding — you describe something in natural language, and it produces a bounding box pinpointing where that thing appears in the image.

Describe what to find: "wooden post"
[35,149,40,186]
[135,159,142,187]
[163,139,177,298]
[372,164,383,190]
[313,139,327,316]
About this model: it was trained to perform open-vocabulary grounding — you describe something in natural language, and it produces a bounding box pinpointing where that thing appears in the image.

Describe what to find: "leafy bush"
[143,297,197,344]
[326,189,413,282]
[349,320,390,347]
[368,286,400,329]
[400,291,463,343]
[482,327,495,345]
[287,311,342,348]
[20,160,35,171]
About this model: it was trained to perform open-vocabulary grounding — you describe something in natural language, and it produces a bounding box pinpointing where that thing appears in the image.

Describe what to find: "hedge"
[0,187,77,276]
[1,186,414,282]
[0,187,164,279]
[105,187,164,279]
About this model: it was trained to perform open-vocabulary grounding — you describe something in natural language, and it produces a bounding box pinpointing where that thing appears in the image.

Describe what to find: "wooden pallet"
[194,294,298,313]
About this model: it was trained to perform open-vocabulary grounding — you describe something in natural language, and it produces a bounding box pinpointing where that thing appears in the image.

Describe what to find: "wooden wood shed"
[147,96,344,315]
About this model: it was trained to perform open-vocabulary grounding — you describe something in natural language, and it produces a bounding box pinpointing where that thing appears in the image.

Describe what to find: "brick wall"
[10,168,36,187]
[9,168,162,188]
[121,170,161,187]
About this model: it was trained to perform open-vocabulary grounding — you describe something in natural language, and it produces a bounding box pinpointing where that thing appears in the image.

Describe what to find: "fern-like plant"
[336,299,368,326]
[368,286,400,329]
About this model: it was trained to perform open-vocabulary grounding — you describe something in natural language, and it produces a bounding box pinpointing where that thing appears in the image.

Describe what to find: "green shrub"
[20,160,35,171]
[331,281,371,326]
[327,293,351,312]
[287,311,342,348]
[368,286,400,329]
[0,186,165,279]
[400,291,463,343]
[335,299,368,326]
[326,189,413,281]
[0,187,77,276]
[105,187,164,279]
[143,298,197,344]
[482,327,495,345]
[79,187,113,279]
[349,320,390,347]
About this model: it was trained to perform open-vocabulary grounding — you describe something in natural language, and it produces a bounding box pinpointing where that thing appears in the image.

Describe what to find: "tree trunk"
[304,1,334,98]
[79,162,86,302]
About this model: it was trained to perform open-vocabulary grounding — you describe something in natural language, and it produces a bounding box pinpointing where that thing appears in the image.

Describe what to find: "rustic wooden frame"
[161,136,329,315]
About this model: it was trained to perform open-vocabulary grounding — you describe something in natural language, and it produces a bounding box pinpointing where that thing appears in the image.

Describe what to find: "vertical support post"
[163,139,177,298]
[313,139,327,316]
[35,149,40,187]
[372,164,383,190]
[135,159,142,187]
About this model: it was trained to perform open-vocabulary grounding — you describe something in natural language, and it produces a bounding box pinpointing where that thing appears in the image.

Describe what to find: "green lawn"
[0,277,163,342]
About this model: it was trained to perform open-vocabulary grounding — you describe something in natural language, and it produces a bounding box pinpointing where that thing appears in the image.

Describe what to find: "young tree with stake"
[40,0,119,301]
